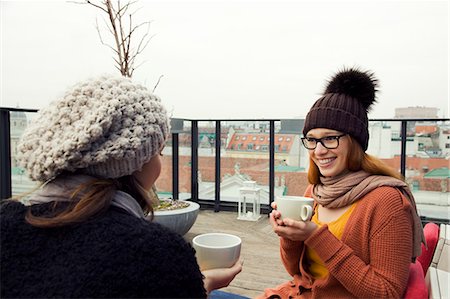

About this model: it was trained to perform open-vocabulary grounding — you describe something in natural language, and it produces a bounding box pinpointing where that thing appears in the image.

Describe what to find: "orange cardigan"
[262,186,414,298]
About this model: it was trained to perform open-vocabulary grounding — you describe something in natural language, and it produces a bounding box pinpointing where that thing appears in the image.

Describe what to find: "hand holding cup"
[275,196,314,222]
[192,233,241,271]
[193,233,243,293]
[270,196,318,241]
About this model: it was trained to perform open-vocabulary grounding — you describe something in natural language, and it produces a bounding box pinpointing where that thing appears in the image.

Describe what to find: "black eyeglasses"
[301,134,346,150]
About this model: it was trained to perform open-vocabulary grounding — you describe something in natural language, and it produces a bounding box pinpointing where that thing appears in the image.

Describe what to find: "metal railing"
[1,107,449,224]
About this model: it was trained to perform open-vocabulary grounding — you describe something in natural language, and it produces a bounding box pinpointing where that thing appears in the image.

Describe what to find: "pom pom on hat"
[324,67,378,111]
[303,67,379,151]
[17,75,170,182]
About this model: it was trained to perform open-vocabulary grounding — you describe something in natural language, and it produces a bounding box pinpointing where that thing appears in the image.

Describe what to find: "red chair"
[403,261,428,299]
[417,222,440,274]
[403,222,440,299]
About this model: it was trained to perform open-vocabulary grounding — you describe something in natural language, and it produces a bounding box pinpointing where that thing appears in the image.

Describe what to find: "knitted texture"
[0,201,207,298]
[260,186,414,299]
[303,68,378,151]
[17,75,170,181]
[303,93,369,150]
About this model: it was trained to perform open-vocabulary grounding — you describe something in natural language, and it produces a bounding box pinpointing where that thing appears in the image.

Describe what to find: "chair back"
[403,222,441,299]
[417,222,440,274]
[403,262,428,299]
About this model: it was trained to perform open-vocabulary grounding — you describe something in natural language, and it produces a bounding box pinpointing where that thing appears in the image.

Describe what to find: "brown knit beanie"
[303,67,378,151]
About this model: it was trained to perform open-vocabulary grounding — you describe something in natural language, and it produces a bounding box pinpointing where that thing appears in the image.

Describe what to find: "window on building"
[261,145,268,151]
[286,137,291,141]
[260,136,265,141]
[235,136,240,140]
[230,145,234,150]
[252,136,257,141]
[255,145,260,150]
[237,144,242,150]
[248,144,254,150]
[278,137,283,141]
[282,146,288,152]
[275,145,280,152]
[446,144,450,149]
[242,136,247,141]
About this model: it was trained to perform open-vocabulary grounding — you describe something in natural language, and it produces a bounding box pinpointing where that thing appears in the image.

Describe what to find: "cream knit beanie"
[17,75,170,182]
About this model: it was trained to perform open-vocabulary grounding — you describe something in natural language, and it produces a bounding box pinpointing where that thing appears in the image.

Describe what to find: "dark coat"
[1,201,206,298]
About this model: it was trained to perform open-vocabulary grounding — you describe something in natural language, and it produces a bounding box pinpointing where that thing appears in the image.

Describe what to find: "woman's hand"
[202,258,244,293]
[270,202,318,242]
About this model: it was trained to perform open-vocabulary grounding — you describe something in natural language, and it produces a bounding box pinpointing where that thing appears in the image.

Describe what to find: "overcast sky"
[1,0,449,119]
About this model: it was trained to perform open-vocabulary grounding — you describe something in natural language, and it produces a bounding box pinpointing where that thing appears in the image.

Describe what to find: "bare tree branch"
[152,75,164,93]
[68,1,108,13]
[77,0,154,77]
[95,18,119,54]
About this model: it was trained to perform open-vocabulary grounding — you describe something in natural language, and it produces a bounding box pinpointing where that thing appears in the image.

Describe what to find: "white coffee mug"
[276,196,314,221]
[192,233,241,271]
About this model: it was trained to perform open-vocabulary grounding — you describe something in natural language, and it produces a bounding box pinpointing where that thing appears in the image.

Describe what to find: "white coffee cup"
[192,233,241,271]
[275,196,314,221]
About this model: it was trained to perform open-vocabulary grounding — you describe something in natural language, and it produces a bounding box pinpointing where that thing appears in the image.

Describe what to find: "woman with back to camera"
[259,68,425,298]
[0,75,242,298]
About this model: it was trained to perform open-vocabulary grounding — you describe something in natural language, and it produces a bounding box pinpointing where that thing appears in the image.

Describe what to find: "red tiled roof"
[415,125,437,135]
[227,133,295,153]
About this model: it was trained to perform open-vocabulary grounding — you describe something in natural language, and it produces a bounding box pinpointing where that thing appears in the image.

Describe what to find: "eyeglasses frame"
[301,134,347,150]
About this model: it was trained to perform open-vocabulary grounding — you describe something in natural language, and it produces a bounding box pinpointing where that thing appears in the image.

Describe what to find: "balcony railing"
[1,107,449,225]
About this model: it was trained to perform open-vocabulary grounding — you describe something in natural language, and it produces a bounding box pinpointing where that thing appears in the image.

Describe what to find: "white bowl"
[192,233,241,270]
[151,200,200,235]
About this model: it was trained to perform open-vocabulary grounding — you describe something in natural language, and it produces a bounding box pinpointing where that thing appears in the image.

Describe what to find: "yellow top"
[305,203,358,279]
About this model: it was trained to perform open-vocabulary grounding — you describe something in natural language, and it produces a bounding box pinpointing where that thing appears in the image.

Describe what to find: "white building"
[439,127,450,157]
[367,121,416,158]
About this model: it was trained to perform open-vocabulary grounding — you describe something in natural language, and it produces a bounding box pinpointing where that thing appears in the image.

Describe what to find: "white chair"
[426,224,450,298]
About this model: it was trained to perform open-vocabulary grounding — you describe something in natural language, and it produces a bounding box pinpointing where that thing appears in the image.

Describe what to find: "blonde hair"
[307,135,403,184]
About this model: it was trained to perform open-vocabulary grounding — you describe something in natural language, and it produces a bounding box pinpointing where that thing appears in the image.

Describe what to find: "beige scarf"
[311,170,425,260]
[26,174,146,219]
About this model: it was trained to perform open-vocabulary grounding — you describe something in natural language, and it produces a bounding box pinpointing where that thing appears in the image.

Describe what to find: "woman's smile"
[307,128,349,177]
[317,157,336,166]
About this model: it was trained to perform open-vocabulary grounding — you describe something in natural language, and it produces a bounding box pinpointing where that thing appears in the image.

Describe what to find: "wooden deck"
[184,209,291,298]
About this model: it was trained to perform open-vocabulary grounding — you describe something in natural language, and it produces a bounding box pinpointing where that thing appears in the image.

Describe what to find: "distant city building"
[225,132,308,169]
[8,112,448,219]
[367,121,416,159]
[439,128,450,156]
[394,106,440,138]
[395,106,439,119]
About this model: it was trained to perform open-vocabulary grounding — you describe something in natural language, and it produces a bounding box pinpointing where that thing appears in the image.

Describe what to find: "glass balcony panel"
[274,119,309,198]
[368,120,449,222]
[367,120,403,173]
[10,111,40,197]
[368,120,400,165]
[177,121,192,200]
[404,120,450,221]
[156,133,173,200]
[197,121,216,201]
[219,121,270,206]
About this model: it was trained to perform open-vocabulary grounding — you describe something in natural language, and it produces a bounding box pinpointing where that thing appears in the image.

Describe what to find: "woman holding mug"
[262,68,425,298]
[1,75,242,298]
